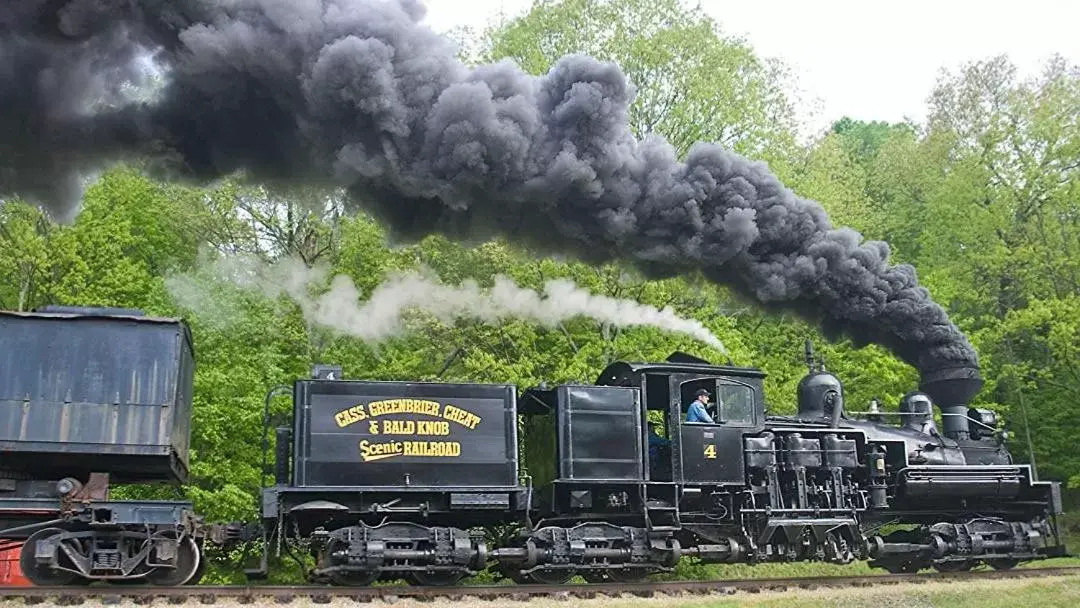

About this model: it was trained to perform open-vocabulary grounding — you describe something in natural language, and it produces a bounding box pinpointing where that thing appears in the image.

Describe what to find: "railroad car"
[0,307,233,586]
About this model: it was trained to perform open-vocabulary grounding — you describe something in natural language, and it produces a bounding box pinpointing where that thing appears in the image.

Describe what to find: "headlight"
[967,408,998,439]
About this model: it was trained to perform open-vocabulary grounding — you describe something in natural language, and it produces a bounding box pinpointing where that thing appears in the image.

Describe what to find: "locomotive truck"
[0,306,1066,586]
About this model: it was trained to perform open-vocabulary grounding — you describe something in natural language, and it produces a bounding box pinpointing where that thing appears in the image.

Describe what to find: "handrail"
[260,385,292,491]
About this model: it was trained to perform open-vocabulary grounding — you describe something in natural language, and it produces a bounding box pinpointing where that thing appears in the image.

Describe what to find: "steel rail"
[0,566,1077,603]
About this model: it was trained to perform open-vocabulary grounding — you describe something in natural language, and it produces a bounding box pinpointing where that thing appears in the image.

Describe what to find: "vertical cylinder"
[940,406,970,441]
[918,366,983,441]
[868,446,888,509]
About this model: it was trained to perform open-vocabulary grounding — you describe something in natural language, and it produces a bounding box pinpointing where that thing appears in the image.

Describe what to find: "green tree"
[920,55,1080,315]
[980,297,1080,485]
[481,0,799,165]
[789,132,875,233]
[880,54,1080,483]
[832,117,916,165]
[0,201,55,311]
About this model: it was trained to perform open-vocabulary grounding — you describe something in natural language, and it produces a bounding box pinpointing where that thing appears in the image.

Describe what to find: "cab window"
[717,383,755,425]
[679,378,757,426]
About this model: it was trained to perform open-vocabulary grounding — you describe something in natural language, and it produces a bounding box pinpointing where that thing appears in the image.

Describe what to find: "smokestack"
[918,366,984,440]
[0,0,978,376]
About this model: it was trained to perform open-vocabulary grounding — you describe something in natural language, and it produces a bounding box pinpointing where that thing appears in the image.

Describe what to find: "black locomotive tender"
[0,307,1065,586]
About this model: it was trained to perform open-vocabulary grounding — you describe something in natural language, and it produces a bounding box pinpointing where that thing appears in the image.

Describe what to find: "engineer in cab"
[686,388,715,423]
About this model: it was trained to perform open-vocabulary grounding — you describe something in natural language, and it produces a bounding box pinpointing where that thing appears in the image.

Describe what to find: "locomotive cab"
[593,353,766,486]
[518,353,767,513]
[503,354,769,582]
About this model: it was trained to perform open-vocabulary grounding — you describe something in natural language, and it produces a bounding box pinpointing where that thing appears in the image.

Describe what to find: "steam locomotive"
[0,307,1066,586]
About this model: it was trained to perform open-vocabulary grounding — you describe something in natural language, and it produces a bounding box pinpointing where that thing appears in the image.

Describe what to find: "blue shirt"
[686,400,714,423]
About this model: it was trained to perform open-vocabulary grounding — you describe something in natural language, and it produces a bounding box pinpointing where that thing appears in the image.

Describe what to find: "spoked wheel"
[988,558,1019,571]
[934,561,973,573]
[146,534,201,586]
[522,569,573,584]
[20,528,84,586]
[408,570,466,586]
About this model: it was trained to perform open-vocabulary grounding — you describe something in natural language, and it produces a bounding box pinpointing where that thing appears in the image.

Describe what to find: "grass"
[589,575,1080,608]
[651,555,1080,582]
[444,555,1080,587]
[398,575,1080,608]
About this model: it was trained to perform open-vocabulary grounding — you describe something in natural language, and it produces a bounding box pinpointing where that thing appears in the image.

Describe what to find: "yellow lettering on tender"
[403,441,461,457]
[335,404,368,428]
[367,399,442,418]
[358,439,461,461]
[382,420,416,435]
[358,439,404,461]
[442,405,482,430]
[416,420,450,436]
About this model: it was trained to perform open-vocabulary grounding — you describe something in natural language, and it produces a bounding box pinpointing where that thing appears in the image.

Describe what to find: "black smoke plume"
[0,0,977,374]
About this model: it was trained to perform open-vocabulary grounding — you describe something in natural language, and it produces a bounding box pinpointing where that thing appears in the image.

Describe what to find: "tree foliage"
[480,0,799,165]
[821,54,1080,486]
[0,0,1078,580]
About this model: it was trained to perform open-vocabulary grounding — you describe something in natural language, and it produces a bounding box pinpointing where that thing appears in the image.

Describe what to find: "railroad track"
[1,567,1078,604]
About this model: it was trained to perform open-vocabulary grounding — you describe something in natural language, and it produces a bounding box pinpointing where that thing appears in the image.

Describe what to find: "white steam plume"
[314,270,727,352]
[166,254,727,353]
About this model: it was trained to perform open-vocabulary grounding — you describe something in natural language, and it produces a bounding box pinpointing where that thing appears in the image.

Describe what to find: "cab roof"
[596,352,766,386]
